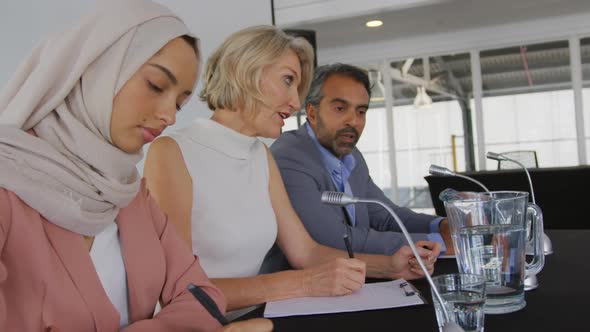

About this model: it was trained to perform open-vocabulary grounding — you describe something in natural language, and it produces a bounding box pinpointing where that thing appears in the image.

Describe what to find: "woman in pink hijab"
[0,0,270,331]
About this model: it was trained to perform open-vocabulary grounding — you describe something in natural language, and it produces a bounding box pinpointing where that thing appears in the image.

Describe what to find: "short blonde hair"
[200,25,314,113]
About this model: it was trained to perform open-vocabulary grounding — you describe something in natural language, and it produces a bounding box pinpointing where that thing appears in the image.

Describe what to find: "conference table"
[239,230,589,331]
[425,166,590,229]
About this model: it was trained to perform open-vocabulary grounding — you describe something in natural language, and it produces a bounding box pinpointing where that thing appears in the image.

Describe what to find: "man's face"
[307,74,369,159]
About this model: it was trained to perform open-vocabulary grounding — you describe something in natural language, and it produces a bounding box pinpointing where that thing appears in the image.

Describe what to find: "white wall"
[1,0,271,172]
[154,0,271,128]
[0,0,272,129]
[0,0,95,85]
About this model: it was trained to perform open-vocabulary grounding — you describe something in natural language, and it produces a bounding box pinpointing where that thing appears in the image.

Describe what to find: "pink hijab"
[0,0,196,235]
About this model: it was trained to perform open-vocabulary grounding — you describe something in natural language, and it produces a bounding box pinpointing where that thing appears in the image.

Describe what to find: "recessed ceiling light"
[366,20,383,28]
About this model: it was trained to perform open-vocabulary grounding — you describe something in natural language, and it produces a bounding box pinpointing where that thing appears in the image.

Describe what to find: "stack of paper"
[264,279,425,318]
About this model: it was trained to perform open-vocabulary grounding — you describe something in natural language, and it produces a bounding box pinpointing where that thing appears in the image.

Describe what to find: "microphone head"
[320,191,357,206]
[429,165,455,176]
[486,151,506,161]
[321,193,464,332]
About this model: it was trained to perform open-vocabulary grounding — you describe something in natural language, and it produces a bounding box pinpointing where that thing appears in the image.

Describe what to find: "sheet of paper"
[263,279,424,318]
[439,254,456,259]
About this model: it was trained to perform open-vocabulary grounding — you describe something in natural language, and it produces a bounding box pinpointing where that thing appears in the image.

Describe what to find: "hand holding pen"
[343,234,354,258]
[188,284,274,331]
[300,257,365,296]
[188,283,229,326]
[411,240,442,266]
[385,241,441,280]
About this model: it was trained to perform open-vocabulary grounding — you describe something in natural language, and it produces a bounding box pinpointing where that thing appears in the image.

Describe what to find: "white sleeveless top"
[89,222,129,327]
[168,118,278,279]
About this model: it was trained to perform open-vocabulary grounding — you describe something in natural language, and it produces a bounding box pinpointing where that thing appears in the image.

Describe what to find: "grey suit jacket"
[270,124,438,255]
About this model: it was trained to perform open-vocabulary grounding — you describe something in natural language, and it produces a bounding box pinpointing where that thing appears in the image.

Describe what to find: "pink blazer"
[0,180,226,331]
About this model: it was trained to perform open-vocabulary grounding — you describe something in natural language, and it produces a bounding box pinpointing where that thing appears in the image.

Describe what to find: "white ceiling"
[274,0,446,26]
[282,0,590,50]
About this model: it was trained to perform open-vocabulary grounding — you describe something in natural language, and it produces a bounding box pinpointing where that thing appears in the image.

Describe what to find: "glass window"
[283,112,300,132]
[386,55,471,210]
[480,41,578,169]
[355,107,391,192]
[581,37,590,160]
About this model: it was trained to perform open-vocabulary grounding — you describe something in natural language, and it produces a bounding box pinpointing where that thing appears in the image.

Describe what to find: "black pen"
[343,234,354,258]
[187,283,229,326]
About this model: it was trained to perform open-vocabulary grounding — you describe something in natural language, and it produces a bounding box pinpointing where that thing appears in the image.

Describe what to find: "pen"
[343,234,354,258]
[187,283,229,326]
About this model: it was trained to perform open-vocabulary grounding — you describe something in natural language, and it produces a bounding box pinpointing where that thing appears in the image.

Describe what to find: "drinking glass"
[431,273,487,332]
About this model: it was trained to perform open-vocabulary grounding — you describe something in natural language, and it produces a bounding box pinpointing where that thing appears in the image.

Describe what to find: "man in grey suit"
[271,63,453,256]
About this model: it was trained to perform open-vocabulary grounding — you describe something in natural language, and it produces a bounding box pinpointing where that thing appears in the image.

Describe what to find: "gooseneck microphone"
[486,152,536,204]
[321,191,465,332]
[486,151,552,254]
[486,151,552,291]
[429,165,490,193]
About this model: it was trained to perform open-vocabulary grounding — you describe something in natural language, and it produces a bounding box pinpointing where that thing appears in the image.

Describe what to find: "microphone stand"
[487,152,552,291]
[429,165,490,192]
[321,191,464,332]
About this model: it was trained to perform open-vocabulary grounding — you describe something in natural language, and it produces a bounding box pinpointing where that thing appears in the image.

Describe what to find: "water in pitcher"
[453,224,526,314]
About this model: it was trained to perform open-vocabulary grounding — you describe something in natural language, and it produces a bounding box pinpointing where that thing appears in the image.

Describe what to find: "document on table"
[439,254,456,259]
[263,279,425,318]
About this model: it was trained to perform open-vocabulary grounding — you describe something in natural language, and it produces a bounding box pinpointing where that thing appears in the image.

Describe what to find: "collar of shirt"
[305,122,356,184]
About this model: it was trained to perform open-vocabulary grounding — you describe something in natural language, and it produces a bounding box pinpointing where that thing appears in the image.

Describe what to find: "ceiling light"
[366,20,383,28]
[414,86,432,108]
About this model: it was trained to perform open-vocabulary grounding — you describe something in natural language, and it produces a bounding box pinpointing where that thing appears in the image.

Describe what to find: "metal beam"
[432,56,476,171]
[390,67,459,99]
[569,37,588,165]
[401,58,414,76]
[382,80,590,108]
[422,57,431,81]
[381,60,400,203]
[393,63,590,98]
[471,50,487,170]
[432,56,466,96]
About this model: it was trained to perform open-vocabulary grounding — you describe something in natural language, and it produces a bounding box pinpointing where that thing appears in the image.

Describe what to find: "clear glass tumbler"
[431,273,487,332]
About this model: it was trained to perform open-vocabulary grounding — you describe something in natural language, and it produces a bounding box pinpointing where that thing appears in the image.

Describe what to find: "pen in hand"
[187,283,229,326]
[343,234,354,259]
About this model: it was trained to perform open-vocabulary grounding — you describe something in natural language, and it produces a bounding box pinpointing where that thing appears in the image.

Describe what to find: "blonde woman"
[0,1,272,331]
[145,25,440,318]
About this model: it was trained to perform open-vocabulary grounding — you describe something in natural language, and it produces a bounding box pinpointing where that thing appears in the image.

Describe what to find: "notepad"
[263,279,425,318]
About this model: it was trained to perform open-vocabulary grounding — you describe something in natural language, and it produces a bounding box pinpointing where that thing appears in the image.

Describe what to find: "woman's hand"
[388,241,442,280]
[301,257,366,296]
[219,318,273,332]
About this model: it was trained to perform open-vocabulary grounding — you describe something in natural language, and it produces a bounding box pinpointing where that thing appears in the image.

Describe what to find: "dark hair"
[304,63,371,109]
[180,34,200,60]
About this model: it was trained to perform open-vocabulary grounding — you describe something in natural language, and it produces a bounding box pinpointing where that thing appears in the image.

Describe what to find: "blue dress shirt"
[305,123,446,253]
[305,123,356,225]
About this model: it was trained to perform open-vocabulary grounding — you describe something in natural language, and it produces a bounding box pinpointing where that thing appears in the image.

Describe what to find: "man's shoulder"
[351,148,368,168]
[271,127,325,178]
[271,127,314,157]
